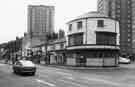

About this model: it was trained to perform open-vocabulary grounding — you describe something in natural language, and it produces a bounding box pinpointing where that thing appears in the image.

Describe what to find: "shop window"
[84,51,117,58]
[68,33,83,46]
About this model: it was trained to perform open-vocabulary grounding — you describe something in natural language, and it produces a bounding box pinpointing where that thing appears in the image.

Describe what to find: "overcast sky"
[0,0,97,43]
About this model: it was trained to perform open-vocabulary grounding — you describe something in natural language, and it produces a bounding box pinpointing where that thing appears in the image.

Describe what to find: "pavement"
[0,60,12,64]
[0,60,135,87]
[0,59,135,70]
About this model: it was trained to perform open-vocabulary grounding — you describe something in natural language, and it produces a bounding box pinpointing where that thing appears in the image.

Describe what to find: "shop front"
[48,50,66,65]
[66,49,119,67]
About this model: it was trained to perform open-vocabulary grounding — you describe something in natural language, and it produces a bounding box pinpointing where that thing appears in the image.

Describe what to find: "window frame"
[97,20,104,27]
[68,33,83,46]
[69,24,72,31]
[96,32,117,45]
[77,21,83,30]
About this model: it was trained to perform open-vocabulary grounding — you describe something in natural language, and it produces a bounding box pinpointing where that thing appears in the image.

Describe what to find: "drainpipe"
[85,18,88,66]
[85,18,88,44]
[115,20,118,67]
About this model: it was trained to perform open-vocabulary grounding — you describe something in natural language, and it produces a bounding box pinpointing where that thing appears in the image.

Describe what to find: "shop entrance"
[76,55,86,66]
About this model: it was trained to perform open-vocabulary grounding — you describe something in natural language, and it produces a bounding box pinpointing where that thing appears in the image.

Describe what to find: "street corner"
[0,60,12,65]
[119,63,135,69]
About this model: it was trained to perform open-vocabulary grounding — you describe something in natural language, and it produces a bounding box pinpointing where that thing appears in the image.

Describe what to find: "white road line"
[36,79,56,87]
[84,77,121,86]
[56,72,72,76]
[60,79,87,87]
[0,63,5,66]
[64,76,74,80]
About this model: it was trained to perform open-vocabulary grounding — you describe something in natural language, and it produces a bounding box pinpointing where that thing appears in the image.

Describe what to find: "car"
[12,60,36,75]
[118,57,131,64]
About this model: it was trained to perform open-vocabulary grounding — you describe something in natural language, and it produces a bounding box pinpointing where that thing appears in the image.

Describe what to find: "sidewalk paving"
[39,62,135,70]
[39,64,121,70]
[0,60,12,65]
[119,63,135,69]
[0,59,135,70]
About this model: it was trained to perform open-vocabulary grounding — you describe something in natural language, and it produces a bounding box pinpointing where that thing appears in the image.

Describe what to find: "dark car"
[12,60,36,75]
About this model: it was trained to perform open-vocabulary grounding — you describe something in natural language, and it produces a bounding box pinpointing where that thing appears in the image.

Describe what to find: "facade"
[30,37,66,64]
[29,30,66,64]
[47,38,66,64]
[66,12,120,66]
[2,37,23,60]
[97,0,133,56]
[28,5,55,41]
[132,0,135,54]
[22,33,31,56]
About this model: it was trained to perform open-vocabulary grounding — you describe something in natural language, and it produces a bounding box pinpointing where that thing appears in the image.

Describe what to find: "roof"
[67,11,110,23]
[77,11,108,18]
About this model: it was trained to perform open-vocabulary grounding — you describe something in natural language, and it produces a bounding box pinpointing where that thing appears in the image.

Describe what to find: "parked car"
[118,57,131,64]
[12,60,36,75]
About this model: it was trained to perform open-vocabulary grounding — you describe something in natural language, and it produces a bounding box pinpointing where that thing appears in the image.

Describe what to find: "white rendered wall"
[67,18,119,46]
[86,18,119,45]
[66,58,76,65]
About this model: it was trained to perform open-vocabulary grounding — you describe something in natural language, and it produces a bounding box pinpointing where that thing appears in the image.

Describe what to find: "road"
[0,63,135,87]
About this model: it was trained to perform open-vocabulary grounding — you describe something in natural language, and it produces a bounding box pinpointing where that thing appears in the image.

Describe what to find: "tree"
[58,29,65,39]
[46,32,58,41]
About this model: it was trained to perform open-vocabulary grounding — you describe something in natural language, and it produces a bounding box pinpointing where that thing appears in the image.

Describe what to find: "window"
[97,20,104,27]
[128,24,130,28]
[128,34,130,37]
[77,21,83,29]
[117,10,120,13]
[128,29,130,32]
[60,43,64,49]
[69,24,72,31]
[116,15,120,18]
[128,39,131,42]
[128,1,131,4]
[128,20,131,23]
[128,15,131,18]
[128,44,130,46]
[68,33,83,46]
[96,32,116,45]
[117,5,120,8]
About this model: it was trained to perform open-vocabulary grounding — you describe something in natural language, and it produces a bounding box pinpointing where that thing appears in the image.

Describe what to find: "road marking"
[56,71,72,76]
[64,76,74,80]
[84,77,121,86]
[36,79,56,87]
[60,79,87,87]
[0,63,5,66]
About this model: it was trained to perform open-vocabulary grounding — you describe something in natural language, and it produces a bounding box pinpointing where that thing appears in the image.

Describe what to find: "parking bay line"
[60,79,87,87]
[36,79,56,87]
[84,77,121,86]
[56,71,72,76]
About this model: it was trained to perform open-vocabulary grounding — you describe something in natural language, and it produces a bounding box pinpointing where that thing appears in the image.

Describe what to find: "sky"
[0,0,97,44]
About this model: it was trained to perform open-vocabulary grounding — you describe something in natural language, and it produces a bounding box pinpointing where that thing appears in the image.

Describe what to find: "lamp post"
[44,39,48,64]
[44,33,49,64]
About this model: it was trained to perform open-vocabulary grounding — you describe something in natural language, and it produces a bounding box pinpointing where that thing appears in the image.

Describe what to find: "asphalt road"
[0,63,135,87]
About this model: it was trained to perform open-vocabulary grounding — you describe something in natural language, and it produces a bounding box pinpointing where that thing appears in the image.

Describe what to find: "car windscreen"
[19,60,35,67]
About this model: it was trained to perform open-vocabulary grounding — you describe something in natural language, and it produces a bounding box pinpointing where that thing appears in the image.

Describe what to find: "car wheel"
[13,70,17,74]
[31,72,35,76]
